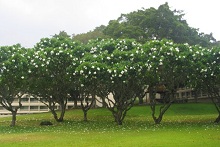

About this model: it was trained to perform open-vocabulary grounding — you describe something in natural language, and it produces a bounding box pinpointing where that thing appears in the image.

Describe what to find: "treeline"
[73,3,220,47]
[0,35,220,126]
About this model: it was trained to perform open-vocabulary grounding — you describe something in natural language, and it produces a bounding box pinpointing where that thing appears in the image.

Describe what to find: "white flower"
[97,67,100,71]
[107,57,111,60]
[92,66,95,69]
[81,84,84,87]
[175,47,179,52]
[94,71,96,74]
[21,76,24,79]
[80,70,84,74]
[28,70,31,73]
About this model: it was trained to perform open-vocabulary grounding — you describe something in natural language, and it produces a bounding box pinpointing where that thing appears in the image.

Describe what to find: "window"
[20,106,29,111]
[30,106,38,111]
[21,98,29,102]
[30,98,38,102]
[40,106,48,111]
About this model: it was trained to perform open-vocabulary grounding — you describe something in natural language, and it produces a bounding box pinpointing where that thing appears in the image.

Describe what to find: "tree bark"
[214,114,220,123]
[57,101,66,122]
[113,113,123,125]
[83,111,88,121]
[51,109,59,121]
[138,97,144,105]
[74,99,78,108]
[10,111,17,127]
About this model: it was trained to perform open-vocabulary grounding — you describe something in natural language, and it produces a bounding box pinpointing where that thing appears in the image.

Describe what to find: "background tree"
[103,2,217,47]
[73,25,108,44]
[0,44,28,126]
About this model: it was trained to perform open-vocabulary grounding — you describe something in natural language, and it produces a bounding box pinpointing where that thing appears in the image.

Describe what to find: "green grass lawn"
[0,103,220,147]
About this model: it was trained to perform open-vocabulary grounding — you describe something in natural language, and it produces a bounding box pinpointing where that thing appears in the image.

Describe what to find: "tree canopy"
[103,2,217,47]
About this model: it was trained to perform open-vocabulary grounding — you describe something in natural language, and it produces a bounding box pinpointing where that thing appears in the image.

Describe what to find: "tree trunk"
[214,114,220,123]
[57,102,66,122]
[51,109,59,122]
[10,111,17,127]
[83,111,88,121]
[74,99,78,108]
[153,113,163,124]
[138,97,144,105]
[113,111,123,125]
[149,86,173,124]
[114,115,123,125]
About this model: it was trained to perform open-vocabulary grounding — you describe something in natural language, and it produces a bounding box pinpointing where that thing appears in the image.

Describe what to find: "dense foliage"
[103,3,217,47]
[1,34,220,126]
[0,44,29,126]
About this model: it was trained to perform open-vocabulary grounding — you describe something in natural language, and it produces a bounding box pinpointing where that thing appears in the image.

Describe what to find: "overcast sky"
[1,0,219,48]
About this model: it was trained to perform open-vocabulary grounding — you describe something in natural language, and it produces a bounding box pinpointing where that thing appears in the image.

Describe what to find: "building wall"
[0,89,214,115]
[0,94,101,115]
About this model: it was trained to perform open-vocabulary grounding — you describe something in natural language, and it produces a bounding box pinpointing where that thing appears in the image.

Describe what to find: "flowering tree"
[207,47,220,123]
[143,39,191,124]
[75,38,149,125]
[27,36,81,122]
[189,45,220,123]
[67,45,97,121]
[0,44,28,126]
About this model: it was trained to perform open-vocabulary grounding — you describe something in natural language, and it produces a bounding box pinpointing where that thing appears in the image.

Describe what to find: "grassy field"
[0,103,220,147]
